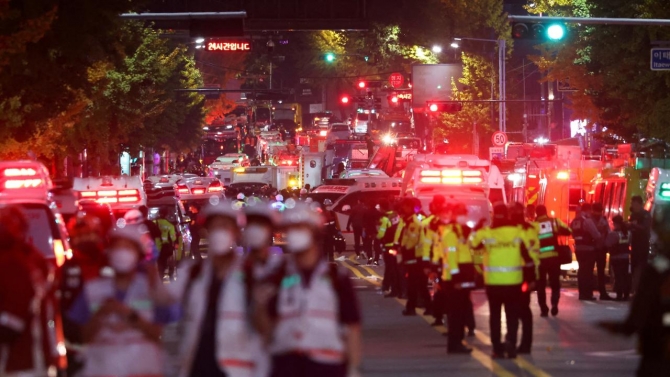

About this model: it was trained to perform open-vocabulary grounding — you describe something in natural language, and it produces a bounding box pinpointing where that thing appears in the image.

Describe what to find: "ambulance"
[0,160,72,267]
[401,154,494,227]
[73,175,147,218]
[307,177,402,229]
[538,160,601,225]
[0,160,69,374]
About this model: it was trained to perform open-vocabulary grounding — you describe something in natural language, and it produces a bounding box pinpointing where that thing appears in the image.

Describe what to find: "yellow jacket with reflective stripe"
[431,222,455,281]
[470,225,529,286]
[395,214,422,250]
[517,222,540,279]
[420,215,437,261]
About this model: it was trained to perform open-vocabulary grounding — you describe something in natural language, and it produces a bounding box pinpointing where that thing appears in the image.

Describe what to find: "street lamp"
[452,37,506,132]
[432,45,443,53]
[195,37,205,44]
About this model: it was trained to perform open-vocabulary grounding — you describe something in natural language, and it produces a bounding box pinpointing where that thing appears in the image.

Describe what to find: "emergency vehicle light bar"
[78,189,141,204]
[419,169,483,184]
[1,166,46,189]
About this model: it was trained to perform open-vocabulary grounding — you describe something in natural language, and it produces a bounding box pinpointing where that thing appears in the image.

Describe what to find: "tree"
[528,0,670,141]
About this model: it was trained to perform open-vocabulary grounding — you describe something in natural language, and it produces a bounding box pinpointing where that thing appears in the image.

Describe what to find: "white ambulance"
[0,160,71,266]
[308,177,402,230]
[73,175,147,218]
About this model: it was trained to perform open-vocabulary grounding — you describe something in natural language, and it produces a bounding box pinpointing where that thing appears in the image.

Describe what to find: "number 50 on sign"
[491,131,507,146]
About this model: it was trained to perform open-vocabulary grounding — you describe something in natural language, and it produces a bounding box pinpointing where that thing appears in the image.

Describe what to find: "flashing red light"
[391,96,398,103]
[429,103,438,112]
[208,181,223,193]
[341,96,350,104]
[357,81,366,89]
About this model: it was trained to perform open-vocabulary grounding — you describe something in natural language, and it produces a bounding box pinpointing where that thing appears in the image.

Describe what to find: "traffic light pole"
[508,15,670,26]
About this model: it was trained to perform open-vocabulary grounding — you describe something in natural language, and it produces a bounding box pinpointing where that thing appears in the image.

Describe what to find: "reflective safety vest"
[419,215,437,262]
[470,225,529,286]
[396,214,422,264]
[270,261,345,364]
[431,221,456,282]
[446,223,477,289]
[155,218,183,260]
[610,230,631,260]
[377,211,399,247]
[172,258,266,377]
[534,216,558,258]
[82,274,164,377]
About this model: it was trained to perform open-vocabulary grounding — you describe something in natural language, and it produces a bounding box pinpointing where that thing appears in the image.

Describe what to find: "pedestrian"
[155,207,178,279]
[628,195,651,289]
[377,199,401,297]
[124,208,160,261]
[61,215,108,376]
[255,203,362,377]
[67,227,179,377]
[363,202,383,265]
[421,195,447,326]
[598,204,670,376]
[606,215,631,301]
[322,199,339,261]
[0,206,59,376]
[170,201,268,377]
[570,203,602,300]
[243,201,284,280]
[397,198,429,316]
[346,199,367,260]
[188,203,203,260]
[592,203,613,300]
[470,203,536,359]
[533,205,572,316]
[509,203,540,354]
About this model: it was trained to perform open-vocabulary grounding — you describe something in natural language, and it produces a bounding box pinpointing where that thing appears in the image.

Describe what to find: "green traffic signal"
[325,52,336,62]
[547,24,565,41]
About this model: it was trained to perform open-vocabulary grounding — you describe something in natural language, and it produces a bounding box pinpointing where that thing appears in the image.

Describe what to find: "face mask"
[244,224,271,249]
[285,228,313,253]
[109,248,139,273]
[208,229,235,256]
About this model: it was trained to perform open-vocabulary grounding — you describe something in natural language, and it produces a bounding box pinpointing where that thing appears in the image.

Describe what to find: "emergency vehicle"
[0,160,69,374]
[307,177,402,230]
[644,167,670,213]
[73,176,146,217]
[143,174,183,200]
[174,175,225,211]
[299,151,326,189]
[230,166,299,190]
[339,168,388,179]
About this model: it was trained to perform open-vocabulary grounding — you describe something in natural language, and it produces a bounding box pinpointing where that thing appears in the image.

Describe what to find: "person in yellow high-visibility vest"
[420,195,446,325]
[377,200,401,298]
[470,203,537,359]
[510,202,541,355]
[395,198,429,316]
[435,202,477,354]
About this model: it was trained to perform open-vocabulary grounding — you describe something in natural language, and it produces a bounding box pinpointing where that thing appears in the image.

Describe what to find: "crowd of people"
[2,190,670,376]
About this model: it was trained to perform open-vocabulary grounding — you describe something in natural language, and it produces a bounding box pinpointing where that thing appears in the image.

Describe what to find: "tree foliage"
[528,0,670,141]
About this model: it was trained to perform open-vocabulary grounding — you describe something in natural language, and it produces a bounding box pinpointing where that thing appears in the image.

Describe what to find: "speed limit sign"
[491,131,508,146]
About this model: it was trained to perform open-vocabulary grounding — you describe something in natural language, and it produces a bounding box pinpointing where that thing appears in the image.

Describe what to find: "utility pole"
[498,39,506,133]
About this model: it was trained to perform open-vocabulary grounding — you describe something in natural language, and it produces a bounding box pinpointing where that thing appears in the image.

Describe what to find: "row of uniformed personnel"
[375,196,571,358]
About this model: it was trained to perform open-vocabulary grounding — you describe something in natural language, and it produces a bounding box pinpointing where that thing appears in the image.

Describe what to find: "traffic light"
[387,95,399,106]
[340,95,350,104]
[512,22,566,41]
[325,52,336,62]
[427,101,463,113]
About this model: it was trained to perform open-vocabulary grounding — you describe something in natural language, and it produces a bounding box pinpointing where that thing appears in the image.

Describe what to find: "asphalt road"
[336,254,640,377]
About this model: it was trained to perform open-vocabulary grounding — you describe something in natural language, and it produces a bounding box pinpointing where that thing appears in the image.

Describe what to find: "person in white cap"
[255,202,362,377]
[67,227,179,377]
[243,201,283,280]
[170,201,266,377]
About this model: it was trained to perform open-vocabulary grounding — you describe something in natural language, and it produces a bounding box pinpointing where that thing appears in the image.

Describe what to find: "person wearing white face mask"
[169,201,267,377]
[67,227,179,377]
[243,203,282,280]
[254,203,362,377]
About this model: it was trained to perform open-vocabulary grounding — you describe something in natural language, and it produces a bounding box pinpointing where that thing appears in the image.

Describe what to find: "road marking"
[475,329,553,377]
[347,254,383,278]
[340,260,381,286]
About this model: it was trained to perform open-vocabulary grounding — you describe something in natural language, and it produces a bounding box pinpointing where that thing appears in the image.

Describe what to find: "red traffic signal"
[340,95,350,104]
[427,101,463,113]
[357,81,366,89]
[391,96,398,103]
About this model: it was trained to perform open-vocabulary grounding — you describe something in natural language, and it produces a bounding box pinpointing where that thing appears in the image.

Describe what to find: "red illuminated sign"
[207,41,251,52]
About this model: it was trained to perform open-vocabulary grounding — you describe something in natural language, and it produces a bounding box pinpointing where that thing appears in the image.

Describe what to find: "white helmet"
[280,202,323,229]
[244,201,279,226]
[237,193,245,200]
[108,227,151,257]
[276,194,284,202]
[123,209,144,225]
[201,200,243,227]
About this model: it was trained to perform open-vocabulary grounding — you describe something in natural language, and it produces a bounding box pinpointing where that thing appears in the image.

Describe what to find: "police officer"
[533,205,571,316]
[397,198,430,316]
[377,199,401,297]
[421,196,447,326]
[437,202,476,354]
[171,200,266,377]
[592,203,613,300]
[571,203,602,300]
[470,203,536,359]
[509,203,540,354]
[606,215,631,301]
[322,198,339,262]
[155,207,178,279]
[598,204,670,376]
[628,195,651,288]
